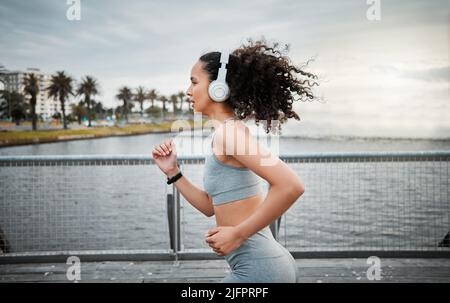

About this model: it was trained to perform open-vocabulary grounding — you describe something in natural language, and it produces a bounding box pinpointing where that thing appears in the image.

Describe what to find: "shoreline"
[0,129,173,148]
[0,120,208,148]
[1,121,449,149]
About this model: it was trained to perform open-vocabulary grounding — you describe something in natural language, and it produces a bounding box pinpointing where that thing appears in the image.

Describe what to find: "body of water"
[0,130,449,253]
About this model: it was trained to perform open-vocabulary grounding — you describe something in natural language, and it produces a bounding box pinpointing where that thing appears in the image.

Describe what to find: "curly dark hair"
[199,38,319,134]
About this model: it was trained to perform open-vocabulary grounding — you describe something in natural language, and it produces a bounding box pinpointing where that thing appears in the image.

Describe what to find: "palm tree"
[134,86,147,117]
[169,94,178,115]
[177,91,186,112]
[47,71,74,129]
[147,89,158,108]
[77,76,99,127]
[159,95,168,120]
[116,86,132,123]
[23,73,39,130]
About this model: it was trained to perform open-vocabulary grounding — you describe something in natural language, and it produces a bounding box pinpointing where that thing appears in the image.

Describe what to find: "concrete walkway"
[1,258,449,283]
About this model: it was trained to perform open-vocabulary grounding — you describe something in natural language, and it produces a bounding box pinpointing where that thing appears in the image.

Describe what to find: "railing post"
[173,176,181,252]
[0,227,10,254]
[166,193,176,253]
[270,216,282,240]
[166,168,182,260]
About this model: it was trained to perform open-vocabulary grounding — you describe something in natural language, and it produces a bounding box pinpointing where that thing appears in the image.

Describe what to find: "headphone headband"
[216,49,229,82]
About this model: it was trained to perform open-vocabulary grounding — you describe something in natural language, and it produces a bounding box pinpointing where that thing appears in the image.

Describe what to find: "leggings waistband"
[224,226,283,265]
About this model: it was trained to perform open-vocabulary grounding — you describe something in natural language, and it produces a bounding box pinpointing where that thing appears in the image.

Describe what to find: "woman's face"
[186,60,212,114]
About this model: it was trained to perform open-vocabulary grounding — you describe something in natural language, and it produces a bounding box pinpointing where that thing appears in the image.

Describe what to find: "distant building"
[0,64,7,91]
[0,65,71,120]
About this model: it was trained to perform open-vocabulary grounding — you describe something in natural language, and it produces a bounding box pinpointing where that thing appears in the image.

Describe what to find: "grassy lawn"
[0,120,204,147]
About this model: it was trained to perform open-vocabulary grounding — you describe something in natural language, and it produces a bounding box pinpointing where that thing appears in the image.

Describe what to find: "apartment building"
[0,65,71,120]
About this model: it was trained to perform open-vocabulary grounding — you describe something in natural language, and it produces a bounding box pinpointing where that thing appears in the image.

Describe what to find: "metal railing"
[0,151,449,263]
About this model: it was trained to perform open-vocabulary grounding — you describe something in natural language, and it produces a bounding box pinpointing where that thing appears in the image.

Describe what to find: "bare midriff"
[214,191,264,227]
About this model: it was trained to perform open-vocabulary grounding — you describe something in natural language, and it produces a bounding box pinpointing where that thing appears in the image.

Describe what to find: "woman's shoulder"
[214,121,254,154]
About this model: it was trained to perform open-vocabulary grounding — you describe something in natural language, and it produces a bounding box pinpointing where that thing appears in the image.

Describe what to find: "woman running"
[152,38,317,282]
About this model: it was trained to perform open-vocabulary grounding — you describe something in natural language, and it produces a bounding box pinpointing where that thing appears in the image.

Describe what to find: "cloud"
[404,66,449,82]
[0,0,449,138]
[370,65,449,83]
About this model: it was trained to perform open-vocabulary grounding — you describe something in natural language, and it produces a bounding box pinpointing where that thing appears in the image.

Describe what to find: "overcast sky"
[0,0,448,138]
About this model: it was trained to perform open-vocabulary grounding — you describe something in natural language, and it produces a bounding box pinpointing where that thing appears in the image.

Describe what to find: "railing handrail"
[0,150,449,163]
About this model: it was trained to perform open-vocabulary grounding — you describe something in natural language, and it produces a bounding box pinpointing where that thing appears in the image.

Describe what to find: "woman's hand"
[152,139,179,177]
[205,226,246,256]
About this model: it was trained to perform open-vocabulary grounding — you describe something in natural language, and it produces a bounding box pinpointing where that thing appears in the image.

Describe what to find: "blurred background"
[0,0,448,143]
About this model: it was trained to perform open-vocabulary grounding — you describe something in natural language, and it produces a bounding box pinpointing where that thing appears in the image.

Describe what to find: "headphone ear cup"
[208,81,230,102]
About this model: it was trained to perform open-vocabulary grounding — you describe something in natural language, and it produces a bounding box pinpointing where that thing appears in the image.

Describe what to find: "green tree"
[159,95,168,120]
[145,105,162,119]
[177,91,186,112]
[47,71,74,129]
[147,88,158,108]
[70,102,87,125]
[134,86,147,117]
[93,100,105,120]
[116,86,133,123]
[169,94,179,114]
[3,91,28,125]
[77,76,99,127]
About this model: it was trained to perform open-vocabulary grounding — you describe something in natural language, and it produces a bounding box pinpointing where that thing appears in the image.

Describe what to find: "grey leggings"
[221,226,297,283]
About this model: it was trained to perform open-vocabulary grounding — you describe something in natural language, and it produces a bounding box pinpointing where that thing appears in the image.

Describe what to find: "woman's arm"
[235,176,303,240]
[215,126,304,238]
[167,166,215,217]
[233,144,304,239]
[153,140,214,218]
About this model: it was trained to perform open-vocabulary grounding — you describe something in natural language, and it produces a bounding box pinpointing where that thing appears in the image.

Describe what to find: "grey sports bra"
[203,127,262,205]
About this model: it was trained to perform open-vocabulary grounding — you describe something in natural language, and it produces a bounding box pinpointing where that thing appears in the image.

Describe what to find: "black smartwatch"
[167,167,182,185]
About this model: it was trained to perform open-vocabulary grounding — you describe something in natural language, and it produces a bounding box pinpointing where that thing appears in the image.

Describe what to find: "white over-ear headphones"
[208,50,230,102]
